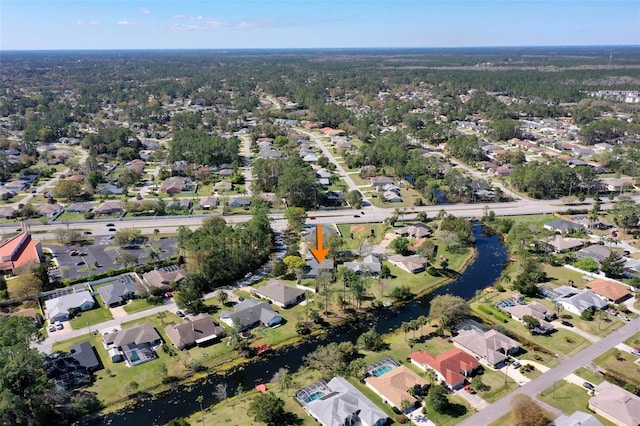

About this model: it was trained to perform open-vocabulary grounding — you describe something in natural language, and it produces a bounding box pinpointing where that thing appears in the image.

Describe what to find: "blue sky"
[2,0,639,50]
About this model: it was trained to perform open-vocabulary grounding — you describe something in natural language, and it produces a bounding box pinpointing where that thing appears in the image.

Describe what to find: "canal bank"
[96,223,508,425]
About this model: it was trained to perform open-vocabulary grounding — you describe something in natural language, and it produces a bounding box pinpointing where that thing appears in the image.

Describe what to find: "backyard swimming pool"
[304,391,325,404]
[371,365,393,377]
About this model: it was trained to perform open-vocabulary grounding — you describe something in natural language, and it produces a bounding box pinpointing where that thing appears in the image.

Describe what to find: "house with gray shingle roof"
[553,286,608,315]
[252,279,306,308]
[219,299,282,331]
[98,279,138,307]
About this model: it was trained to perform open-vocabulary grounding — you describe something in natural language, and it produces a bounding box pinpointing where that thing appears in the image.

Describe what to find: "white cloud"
[118,20,136,26]
[76,20,98,26]
[171,14,186,19]
[171,23,198,31]
[140,8,150,15]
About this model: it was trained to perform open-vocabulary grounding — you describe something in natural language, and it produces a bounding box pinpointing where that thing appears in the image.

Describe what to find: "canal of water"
[96,223,508,425]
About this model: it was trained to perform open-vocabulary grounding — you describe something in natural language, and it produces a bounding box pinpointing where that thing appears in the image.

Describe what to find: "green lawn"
[594,348,640,385]
[424,394,473,426]
[474,367,519,403]
[574,366,606,386]
[53,211,89,222]
[69,297,113,329]
[519,349,560,368]
[624,332,640,348]
[539,381,616,426]
[122,298,161,314]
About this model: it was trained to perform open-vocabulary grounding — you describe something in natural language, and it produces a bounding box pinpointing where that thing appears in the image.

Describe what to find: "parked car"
[176,311,185,318]
[106,223,115,227]
[561,320,574,327]
[108,228,116,232]
[48,325,56,333]
[55,321,63,330]
[583,382,595,391]
[69,250,79,256]
[164,292,173,298]
[511,361,521,369]
[631,348,640,356]
[463,385,475,394]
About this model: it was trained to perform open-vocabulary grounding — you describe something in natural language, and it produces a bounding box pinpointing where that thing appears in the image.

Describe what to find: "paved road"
[238,133,253,196]
[458,316,640,426]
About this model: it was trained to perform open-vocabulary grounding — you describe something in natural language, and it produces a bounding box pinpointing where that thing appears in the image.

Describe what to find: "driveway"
[552,320,600,343]
[454,388,489,410]
[406,406,435,426]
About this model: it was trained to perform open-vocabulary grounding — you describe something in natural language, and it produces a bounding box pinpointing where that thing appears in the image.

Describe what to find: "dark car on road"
[561,320,573,327]
[583,382,595,391]
[106,223,115,227]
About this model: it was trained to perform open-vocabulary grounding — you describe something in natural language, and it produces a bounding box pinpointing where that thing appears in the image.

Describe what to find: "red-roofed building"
[410,348,480,390]
[0,229,43,274]
[320,127,344,136]
[587,278,632,304]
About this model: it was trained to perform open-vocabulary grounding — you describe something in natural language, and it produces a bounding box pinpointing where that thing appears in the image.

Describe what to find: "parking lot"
[46,235,179,281]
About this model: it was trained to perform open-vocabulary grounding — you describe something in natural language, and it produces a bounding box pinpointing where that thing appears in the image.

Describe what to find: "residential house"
[570,215,613,230]
[586,278,632,304]
[553,286,608,315]
[219,299,282,330]
[383,190,402,202]
[36,203,63,219]
[316,169,331,187]
[588,381,640,426]
[0,188,16,200]
[550,411,603,426]
[165,313,225,350]
[0,230,43,274]
[259,192,283,207]
[365,364,428,410]
[218,168,233,178]
[214,181,233,192]
[93,200,125,216]
[171,160,188,176]
[97,183,124,195]
[44,354,91,390]
[66,202,93,213]
[98,279,138,307]
[301,377,388,426]
[453,329,520,367]
[410,348,480,390]
[198,196,218,210]
[168,198,191,211]
[303,153,318,163]
[576,245,625,265]
[45,291,95,323]
[69,341,101,372]
[0,207,17,219]
[370,176,394,188]
[142,266,187,292]
[302,257,335,280]
[252,279,306,308]
[160,176,191,194]
[395,224,433,239]
[544,219,586,234]
[228,197,251,208]
[543,235,585,254]
[343,254,382,275]
[388,254,428,274]
[102,323,162,366]
[504,302,555,334]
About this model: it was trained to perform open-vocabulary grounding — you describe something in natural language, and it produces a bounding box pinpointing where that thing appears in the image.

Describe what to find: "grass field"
[68,298,113,329]
[122,298,161,314]
[539,381,616,426]
[594,348,640,385]
[474,367,519,403]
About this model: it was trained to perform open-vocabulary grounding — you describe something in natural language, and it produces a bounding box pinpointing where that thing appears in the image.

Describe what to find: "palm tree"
[156,311,167,324]
[196,395,205,425]
[401,321,411,342]
[281,372,293,396]
[216,290,229,306]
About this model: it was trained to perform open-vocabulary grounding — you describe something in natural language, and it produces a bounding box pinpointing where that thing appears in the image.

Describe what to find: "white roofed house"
[219,299,282,331]
[504,302,556,334]
[45,291,95,323]
[453,329,520,368]
[553,286,608,315]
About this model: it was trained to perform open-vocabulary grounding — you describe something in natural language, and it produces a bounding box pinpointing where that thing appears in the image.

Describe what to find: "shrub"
[394,414,409,424]
[478,304,493,315]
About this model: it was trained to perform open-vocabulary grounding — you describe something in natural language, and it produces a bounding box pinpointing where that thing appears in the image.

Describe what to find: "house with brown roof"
[503,302,555,334]
[395,224,433,239]
[252,279,306,308]
[364,364,428,410]
[93,200,125,216]
[102,323,161,366]
[214,181,233,192]
[586,278,632,304]
[0,230,43,274]
[543,235,585,254]
[388,254,428,274]
[160,176,192,194]
[453,329,520,367]
[410,348,480,390]
[588,381,640,426]
[142,266,187,292]
[164,313,225,350]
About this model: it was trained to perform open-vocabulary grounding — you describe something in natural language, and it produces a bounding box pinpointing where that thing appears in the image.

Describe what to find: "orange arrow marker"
[310,224,330,263]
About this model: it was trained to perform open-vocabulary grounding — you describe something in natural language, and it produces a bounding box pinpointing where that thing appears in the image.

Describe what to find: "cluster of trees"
[510,161,597,199]
[168,129,240,166]
[252,156,320,209]
[82,127,140,159]
[175,202,273,310]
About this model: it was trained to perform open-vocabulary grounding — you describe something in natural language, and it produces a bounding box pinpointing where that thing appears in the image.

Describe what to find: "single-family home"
[549,411,603,426]
[316,169,331,187]
[302,257,335,280]
[383,190,402,202]
[97,183,124,195]
[0,230,42,274]
[576,245,625,265]
[570,214,613,230]
[395,224,433,239]
[365,364,428,410]
[388,254,428,274]
[103,323,161,366]
[410,348,480,390]
[93,200,125,216]
[35,203,63,219]
[586,278,632,304]
[45,291,95,323]
[142,266,187,292]
[98,279,138,307]
[219,299,282,331]
[0,188,17,200]
[553,286,608,315]
[370,176,394,188]
[543,235,585,254]
[503,302,555,334]
[0,207,17,219]
[160,176,191,194]
[343,254,382,275]
[453,329,520,367]
[44,354,92,390]
[214,181,233,192]
[165,313,225,350]
[171,160,188,176]
[588,381,640,426]
[229,197,251,208]
[66,202,93,213]
[198,196,218,210]
[544,219,586,234]
[252,280,306,308]
[69,342,101,372]
[218,168,233,178]
[299,377,388,426]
